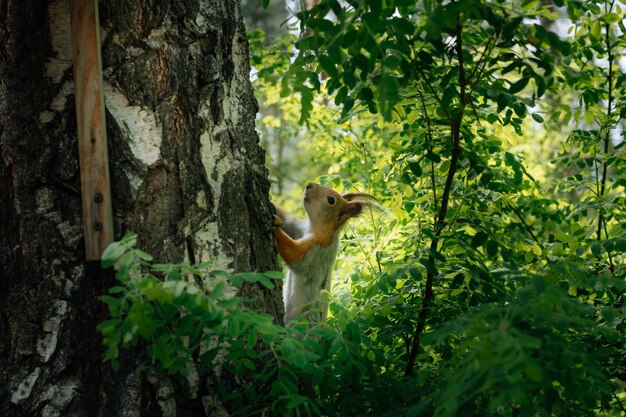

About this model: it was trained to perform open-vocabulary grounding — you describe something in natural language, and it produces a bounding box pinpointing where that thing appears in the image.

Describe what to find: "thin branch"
[613,393,626,414]
[415,65,452,123]
[596,19,614,276]
[418,87,439,217]
[602,218,615,275]
[468,32,498,95]
[505,201,540,244]
[470,97,482,127]
[405,19,466,377]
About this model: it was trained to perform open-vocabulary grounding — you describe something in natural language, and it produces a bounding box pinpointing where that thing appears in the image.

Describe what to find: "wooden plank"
[69,0,113,261]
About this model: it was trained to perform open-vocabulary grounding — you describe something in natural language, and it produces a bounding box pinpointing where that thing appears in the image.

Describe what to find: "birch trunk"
[0,1,281,415]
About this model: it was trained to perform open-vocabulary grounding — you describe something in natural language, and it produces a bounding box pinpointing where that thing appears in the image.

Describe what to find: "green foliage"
[99,235,625,416]
[98,234,281,375]
[100,0,626,415]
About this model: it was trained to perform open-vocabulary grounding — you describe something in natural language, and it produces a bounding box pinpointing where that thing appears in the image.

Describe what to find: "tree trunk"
[0,1,281,416]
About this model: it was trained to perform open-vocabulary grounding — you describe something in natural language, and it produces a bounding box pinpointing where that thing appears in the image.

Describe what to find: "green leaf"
[135,250,154,262]
[408,267,422,281]
[306,18,334,32]
[407,161,422,177]
[102,241,129,268]
[318,55,338,78]
[601,13,620,23]
[613,238,626,252]
[509,77,529,94]
[486,240,499,258]
[342,97,355,114]
[419,257,438,275]
[228,316,243,338]
[531,244,542,256]
[241,358,256,371]
[343,71,357,89]
[358,87,374,101]
[554,231,570,242]
[383,55,402,69]
[513,102,527,118]
[256,274,275,290]
[299,88,314,123]
[425,152,441,163]
[97,319,121,335]
[211,280,225,299]
[108,286,126,294]
[590,20,601,39]
[264,270,284,280]
[600,307,616,323]
[525,359,543,382]
[328,0,343,17]
[380,74,400,99]
[531,113,544,123]
[100,295,122,308]
[591,242,603,256]
[471,231,489,248]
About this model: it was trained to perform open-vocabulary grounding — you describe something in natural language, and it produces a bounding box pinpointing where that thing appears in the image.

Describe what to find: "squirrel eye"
[327,196,336,205]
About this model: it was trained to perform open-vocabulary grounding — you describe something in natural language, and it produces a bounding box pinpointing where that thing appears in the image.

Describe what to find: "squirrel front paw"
[273,215,283,228]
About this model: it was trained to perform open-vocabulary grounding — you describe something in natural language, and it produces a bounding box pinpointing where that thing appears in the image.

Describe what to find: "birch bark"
[0,1,280,415]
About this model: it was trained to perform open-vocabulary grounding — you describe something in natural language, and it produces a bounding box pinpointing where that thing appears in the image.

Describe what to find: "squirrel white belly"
[273,182,376,325]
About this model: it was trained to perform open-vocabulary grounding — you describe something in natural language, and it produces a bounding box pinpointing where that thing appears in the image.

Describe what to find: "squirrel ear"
[343,192,380,207]
[347,201,363,217]
[339,192,379,224]
[340,201,363,220]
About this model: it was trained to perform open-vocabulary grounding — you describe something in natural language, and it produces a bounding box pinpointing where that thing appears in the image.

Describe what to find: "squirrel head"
[303,182,377,236]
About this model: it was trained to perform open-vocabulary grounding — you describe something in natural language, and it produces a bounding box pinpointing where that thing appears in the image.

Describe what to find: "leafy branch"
[596,18,614,241]
[405,18,467,377]
[595,0,617,274]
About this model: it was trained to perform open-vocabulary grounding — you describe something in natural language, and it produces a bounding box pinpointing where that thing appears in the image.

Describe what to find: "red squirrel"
[273,182,377,324]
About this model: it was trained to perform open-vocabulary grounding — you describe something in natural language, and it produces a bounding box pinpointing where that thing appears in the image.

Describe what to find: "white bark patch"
[147,372,176,417]
[120,371,142,417]
[36,188,55,214]
[199,130,232,196]
[195,13,207,31]
[49,80,74,112]
[104,83,162,167]
[124,170,144,195]
[185,363,200,399]
[62,265,84,297]
[56,220,83,249]
[45,0,72,84]
[39,111,55,125]
[11,367,41,404]
[36,188,65,228]
[199,226,232,270]
[147,27,168,50]
[39,380,79,417]
[37,300,68,362]
[40,0,74,124]
[49,259,65,288]
[42,404,61,417]
[226,32,249,125]
[196,190,207,210]
[156,380,175,416]
[197,131,237,268]
[202,395,229,417]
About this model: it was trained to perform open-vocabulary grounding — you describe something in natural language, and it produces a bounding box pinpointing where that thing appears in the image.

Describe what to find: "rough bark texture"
[0,1,281,416]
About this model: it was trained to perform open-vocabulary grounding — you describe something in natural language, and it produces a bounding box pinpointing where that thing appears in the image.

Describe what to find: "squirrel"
[273,182,377,325]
